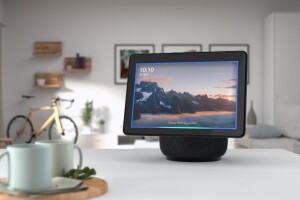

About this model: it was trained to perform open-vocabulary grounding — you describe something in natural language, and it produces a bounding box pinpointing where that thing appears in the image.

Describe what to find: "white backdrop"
[2,0,300,138]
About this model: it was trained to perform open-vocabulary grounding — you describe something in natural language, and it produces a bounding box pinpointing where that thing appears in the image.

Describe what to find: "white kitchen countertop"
[0,149,300,200]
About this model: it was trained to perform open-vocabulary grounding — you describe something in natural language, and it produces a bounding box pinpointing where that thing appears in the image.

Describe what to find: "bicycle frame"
[26,104,64,139]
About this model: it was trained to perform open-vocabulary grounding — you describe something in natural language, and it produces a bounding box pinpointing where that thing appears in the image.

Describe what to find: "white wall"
[264,13,275,125]
[274,13,300,124]
[0,1,3,24]
[264,12,300,125]
[0,0,3,24]
[2,0,300,136]
[274,13,300,105]
[0,0,3,137]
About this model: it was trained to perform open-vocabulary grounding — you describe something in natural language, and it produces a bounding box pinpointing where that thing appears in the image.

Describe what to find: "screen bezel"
[123,51,247,138]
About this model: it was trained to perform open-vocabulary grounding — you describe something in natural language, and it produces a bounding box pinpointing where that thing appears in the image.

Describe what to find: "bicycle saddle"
[22,95,35,99]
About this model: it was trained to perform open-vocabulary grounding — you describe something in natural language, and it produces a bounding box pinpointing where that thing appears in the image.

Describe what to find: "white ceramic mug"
[36,140,83,177]
[0,144,52,191]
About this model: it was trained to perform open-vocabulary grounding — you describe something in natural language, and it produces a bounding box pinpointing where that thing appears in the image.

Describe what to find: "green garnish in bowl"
[64,167,96,180]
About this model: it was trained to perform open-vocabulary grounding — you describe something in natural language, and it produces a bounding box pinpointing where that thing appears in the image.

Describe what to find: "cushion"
[276,102,300,139]
[248,123,282,139]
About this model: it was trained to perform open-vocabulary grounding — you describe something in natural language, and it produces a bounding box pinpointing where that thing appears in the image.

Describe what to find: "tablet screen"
[131,61,238,130]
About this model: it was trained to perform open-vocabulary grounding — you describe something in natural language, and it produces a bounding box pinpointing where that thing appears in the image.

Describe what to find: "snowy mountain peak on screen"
[134,81,236,116]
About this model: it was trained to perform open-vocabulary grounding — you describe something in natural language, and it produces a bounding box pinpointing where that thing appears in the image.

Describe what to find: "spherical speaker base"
[159,136,228,162]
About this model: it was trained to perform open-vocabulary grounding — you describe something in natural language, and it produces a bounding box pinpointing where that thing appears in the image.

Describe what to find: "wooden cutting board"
[0,177,108,200]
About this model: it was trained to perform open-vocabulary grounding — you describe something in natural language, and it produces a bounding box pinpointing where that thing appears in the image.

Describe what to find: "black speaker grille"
[159,136,228,162]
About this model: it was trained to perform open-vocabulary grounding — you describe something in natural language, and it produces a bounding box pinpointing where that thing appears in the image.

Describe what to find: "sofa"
[234,127,300,155]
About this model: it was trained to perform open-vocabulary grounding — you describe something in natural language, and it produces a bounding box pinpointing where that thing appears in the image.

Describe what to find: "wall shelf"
[64,68,92,72]
[34,73,63,88]
[34,84,62,89]
[34,41,62,57]
[64,57,92,72]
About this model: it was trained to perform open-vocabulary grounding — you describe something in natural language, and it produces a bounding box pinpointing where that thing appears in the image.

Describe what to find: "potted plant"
[36,73,46,86]
[81,100,93,134]
[65,59,73,70]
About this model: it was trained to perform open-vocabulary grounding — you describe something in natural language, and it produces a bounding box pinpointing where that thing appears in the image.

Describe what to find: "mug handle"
[0,152,10,187]
[74,145,82,169]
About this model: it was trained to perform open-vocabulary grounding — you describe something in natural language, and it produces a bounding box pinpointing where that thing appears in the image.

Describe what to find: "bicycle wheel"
[7,115,34,144]
[48,116,78,144]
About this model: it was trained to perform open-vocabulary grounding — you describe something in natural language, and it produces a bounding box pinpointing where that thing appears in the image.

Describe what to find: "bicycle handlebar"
[22,95,75,109]
[22,95,35,99]
[52,97,75,109]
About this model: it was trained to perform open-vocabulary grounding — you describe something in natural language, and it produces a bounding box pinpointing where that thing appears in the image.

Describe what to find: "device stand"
[159,136,228,162]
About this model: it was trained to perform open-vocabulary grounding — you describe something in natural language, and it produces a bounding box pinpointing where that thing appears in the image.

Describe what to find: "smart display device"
[124,51,247,161]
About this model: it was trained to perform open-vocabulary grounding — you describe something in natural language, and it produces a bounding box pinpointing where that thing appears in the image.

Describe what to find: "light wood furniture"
[33,42,62,57]
[64,57,92,72]
[0,177,108,200]
[34,73,63,88]
[0,138,13,149]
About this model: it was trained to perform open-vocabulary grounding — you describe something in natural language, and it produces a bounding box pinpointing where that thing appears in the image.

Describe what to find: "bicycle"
[7,95,79,144]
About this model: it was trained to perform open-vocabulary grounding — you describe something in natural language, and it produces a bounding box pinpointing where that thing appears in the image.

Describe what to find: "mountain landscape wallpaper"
[132,62,238,129]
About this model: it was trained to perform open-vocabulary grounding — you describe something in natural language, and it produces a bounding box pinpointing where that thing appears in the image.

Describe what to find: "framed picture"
[162,44,202,53]
[115,44,155,84]
[209,44,250,84]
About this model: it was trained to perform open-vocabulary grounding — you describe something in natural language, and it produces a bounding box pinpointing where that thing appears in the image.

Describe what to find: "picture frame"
[162,44,202,53]
[115,44,155,84]
[209,44,250,84]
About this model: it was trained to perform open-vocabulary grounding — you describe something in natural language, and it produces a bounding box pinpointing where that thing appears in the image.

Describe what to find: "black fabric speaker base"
[165,156,221,162]
[159,136,228,162]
